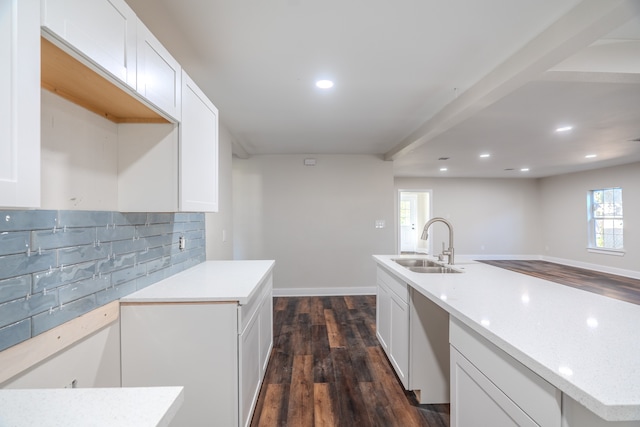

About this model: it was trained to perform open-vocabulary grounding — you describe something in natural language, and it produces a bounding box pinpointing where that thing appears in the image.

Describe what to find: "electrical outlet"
[179,236,186,250]
[64,379,78,389]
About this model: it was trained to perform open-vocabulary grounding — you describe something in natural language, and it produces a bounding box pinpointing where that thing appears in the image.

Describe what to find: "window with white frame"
[587,187,623,251]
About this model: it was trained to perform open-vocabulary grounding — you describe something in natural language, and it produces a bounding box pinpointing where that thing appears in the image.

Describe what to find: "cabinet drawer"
[450,318,561,427]
[377,266,408,303]
[451,346,538,426]
[238,274,273,334]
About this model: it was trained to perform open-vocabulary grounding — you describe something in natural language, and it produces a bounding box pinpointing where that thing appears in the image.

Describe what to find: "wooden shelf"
[41,37,169,124]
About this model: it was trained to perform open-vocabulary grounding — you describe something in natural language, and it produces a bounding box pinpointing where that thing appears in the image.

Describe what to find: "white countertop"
[0,386,183,427]
[373,254,640,422]
[121,260,275,304]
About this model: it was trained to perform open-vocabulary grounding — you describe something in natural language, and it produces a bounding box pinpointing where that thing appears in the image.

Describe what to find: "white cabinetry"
[238,275,273,427]
[376,266,449,402]
[41,0,137,88]
[117,71,219,213]
[0,0,40,208]
[180,71,219,212]
[137,20,181,121]
[121,271,273,427]
[409,288,449,403]
[376,266,409,388]
[450,317,561,427]
[35,0,219,212]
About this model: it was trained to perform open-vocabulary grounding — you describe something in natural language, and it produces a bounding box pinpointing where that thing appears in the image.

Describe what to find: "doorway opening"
[398,190,432,254]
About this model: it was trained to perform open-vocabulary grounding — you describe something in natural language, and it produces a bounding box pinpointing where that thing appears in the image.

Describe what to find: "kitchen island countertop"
[373,254,640,422]
[0,386,184,427]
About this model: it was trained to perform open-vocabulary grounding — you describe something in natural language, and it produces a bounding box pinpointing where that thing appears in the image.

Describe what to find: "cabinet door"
[121,303,239,427]
[239,310,261,427]
[180,71,219,212]
[0,0,40,208]
[376,282,391,351]
[451,346,538,427]
[137,20,181,121]
[259,290,273,373]
[41,0,137,88]
[389,291,409,389]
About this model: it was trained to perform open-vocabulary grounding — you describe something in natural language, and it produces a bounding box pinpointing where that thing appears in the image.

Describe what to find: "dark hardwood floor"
[250,296,450,427]
[478,260,640,306]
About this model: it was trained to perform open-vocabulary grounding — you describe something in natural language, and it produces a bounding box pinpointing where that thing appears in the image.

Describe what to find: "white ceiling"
[126,0,640,178]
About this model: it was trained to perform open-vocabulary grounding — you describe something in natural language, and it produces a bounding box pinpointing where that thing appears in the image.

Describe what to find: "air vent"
[438,157,450,161]
[504,168,515,171]
[629,138,640,142]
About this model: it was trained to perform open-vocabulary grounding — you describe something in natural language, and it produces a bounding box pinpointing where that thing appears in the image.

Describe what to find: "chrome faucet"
[420,217,455,265]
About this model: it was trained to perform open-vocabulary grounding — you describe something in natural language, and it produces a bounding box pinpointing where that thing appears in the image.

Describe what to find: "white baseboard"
[273,287,376,297]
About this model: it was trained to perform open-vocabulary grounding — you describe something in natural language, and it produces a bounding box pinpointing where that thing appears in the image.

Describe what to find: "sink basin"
[392,258,463,273]
[393,258,442,268]
[408,266,462,274]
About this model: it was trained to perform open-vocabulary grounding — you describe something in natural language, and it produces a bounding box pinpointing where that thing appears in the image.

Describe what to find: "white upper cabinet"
[0,0,40,208]
[137,21,181,121]
[180,71,219,212]
[40,0,137,89]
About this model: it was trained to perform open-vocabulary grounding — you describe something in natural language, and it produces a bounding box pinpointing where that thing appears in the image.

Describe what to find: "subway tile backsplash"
[0,210,206,352]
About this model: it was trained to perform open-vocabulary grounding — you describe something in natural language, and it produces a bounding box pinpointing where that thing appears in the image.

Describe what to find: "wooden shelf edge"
[41,36,170,124]
[0,300,120,385]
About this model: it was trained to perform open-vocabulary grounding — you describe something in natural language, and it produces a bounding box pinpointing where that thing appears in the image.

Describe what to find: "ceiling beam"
[384,0,640,161]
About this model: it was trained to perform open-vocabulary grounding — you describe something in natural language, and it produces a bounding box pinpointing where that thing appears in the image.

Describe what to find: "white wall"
[395,177,542,257]
[41,90,120,210]
[233,155,395,294]
[205,123,234,260]
[539,162,639,272]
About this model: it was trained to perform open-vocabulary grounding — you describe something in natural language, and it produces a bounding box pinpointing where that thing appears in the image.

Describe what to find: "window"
[587,187,623,251]
[399,200,412,226]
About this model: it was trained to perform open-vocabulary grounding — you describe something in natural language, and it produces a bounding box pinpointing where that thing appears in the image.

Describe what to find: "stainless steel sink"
[408,266,462,274]
[392,258,442,268]
[392,258,463,274]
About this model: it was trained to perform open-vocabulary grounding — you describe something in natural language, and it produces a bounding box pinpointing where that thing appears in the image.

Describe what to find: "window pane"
[588,187,623,250]
[400,201,411,226]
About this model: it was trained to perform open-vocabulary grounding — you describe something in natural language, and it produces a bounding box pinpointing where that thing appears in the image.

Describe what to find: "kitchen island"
[120,260,275,427]
[373,255,640,426]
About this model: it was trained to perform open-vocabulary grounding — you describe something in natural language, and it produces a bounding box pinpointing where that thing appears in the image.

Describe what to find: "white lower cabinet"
[376,266,449,402]
[451,346,538,426]
[121,275,273,427]
[376,266,409,388]
[376,276,391,351]
[450,317,561,427]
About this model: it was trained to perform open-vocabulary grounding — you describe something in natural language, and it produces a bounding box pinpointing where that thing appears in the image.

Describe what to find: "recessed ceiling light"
[315,80,334,89]
[520,168,530,172]
[555,125,573,133]
[585,154,597,158]
[479,153,490,158]
[439,167,448,172]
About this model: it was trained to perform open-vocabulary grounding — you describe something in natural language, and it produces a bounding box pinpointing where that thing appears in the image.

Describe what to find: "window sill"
[587,247,625,256]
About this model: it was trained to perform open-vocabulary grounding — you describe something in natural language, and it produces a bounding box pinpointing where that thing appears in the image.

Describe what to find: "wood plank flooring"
[250,296,449,427]
[478,260,640,306]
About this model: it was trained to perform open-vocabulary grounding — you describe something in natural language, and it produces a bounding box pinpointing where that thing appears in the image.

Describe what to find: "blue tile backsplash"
[0,210,206,351]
